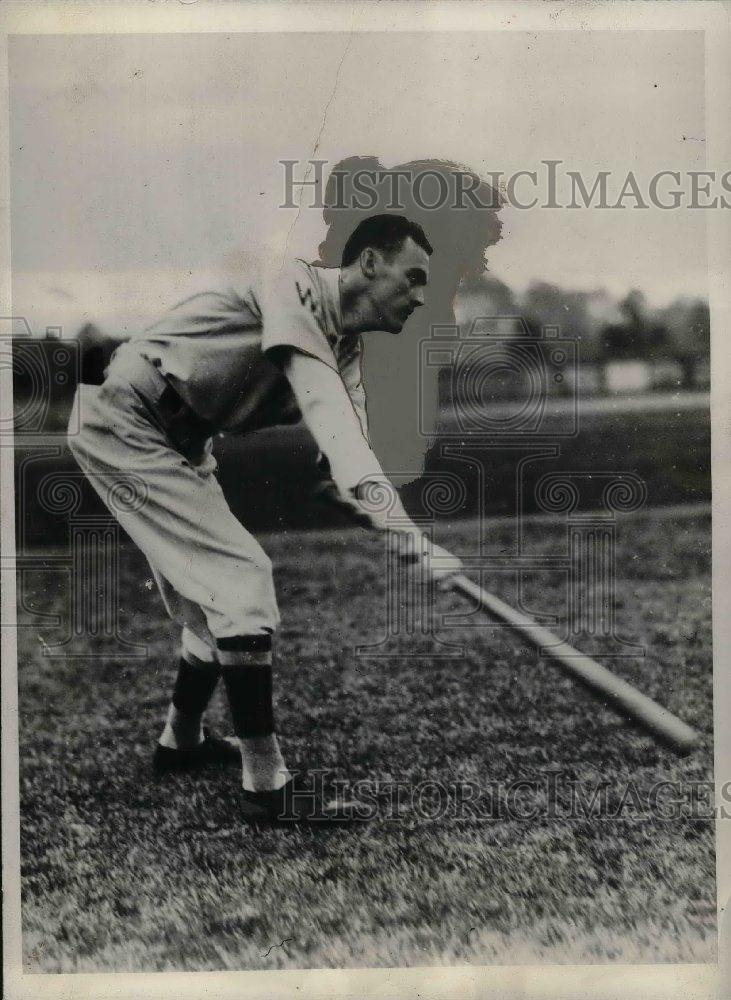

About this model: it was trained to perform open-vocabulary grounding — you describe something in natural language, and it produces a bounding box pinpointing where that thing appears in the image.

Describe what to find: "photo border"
[1,2,729,997]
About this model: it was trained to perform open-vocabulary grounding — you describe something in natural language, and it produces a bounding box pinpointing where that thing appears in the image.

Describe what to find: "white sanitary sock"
[239,734,290,792]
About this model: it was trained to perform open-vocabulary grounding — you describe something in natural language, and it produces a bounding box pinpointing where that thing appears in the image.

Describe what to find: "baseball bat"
[449,573,700,756]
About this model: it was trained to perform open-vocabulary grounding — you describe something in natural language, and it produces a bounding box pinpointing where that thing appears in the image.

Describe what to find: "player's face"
[369,237,430,333]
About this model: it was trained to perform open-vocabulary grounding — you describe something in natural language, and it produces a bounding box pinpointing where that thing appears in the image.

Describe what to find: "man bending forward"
[68,214,462,823]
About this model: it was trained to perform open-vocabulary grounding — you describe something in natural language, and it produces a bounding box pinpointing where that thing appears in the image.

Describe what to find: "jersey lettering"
[295,280,318,314]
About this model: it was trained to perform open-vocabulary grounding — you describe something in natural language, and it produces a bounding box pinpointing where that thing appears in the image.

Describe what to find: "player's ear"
[360,247,377,279]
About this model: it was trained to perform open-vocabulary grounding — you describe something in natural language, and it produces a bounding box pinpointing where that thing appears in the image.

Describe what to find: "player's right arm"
[280,347,407,529]
[259,258,388,523]
[279,349,462,584]
[260,258,461,582]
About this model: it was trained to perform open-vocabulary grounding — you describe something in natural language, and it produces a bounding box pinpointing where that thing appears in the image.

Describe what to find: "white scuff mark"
[278,24,356,275]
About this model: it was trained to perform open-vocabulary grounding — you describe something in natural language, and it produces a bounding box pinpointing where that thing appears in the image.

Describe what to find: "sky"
[8,30,709,336]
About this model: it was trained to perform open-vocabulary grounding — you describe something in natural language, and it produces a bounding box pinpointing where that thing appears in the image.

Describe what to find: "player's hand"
[312,477,374,528]
[389,531,463,590]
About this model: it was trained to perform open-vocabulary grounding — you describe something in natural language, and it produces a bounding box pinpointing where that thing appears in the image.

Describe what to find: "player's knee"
[227,585,280,636]
[255,563,280,631]
[235,552,278,618]
[263,596,281,634]
[255,559,278,607]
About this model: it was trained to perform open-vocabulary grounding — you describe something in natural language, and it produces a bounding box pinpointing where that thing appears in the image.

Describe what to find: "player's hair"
[340,214,433,266]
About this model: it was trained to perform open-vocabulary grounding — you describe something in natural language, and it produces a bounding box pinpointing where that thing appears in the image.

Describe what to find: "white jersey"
[130,259,368,437]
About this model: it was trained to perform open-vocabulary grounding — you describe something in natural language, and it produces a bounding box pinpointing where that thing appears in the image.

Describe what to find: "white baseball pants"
[67,346,280,646]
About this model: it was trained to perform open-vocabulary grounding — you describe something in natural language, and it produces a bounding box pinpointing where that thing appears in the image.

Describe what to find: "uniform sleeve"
[282,350,416,534]
[260,259,339,371]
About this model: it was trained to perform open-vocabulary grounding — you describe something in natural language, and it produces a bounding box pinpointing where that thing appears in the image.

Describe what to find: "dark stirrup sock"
[171,655,221,717]
[217,634,276,738]
[217,634,290,790]
[220,664,276,738]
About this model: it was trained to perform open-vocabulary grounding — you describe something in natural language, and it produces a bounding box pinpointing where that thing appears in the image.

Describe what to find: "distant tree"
[600,289,660,361]
[521,281,602,361]
[647,322,670,353]
[618,289,647,331]
[657,297,710,389]
[459,271,518,315]
[601,323,636,360]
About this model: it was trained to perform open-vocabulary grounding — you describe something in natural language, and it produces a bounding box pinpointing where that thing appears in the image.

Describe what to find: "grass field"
[17,506,715,971]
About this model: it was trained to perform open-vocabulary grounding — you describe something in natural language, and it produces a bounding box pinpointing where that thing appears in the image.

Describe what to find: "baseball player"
[68,214,463,824]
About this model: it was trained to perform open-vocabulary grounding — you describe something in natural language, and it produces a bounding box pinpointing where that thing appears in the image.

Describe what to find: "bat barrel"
[450,574,700,756]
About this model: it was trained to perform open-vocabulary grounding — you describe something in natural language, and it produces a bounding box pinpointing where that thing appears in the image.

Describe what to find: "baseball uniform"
[68,259,374,648]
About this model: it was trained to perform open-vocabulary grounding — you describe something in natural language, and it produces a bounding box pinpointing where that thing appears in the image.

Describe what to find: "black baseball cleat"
[240,772,367,826]
[152,728,240,774]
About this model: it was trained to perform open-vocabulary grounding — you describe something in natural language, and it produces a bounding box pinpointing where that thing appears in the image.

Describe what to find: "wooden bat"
[449,573,700,756]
